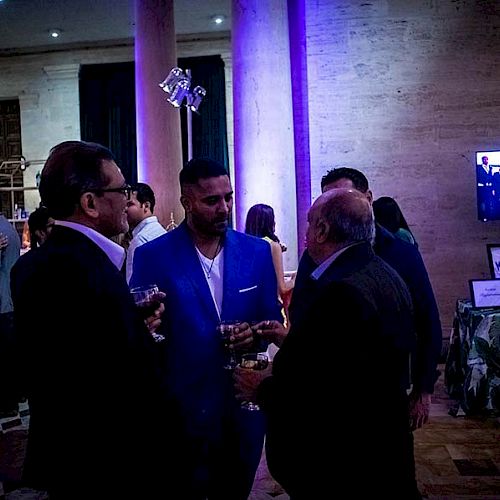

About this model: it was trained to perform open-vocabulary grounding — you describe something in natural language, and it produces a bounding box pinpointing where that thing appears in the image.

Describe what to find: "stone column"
[135,0,183,227]
[232,0,298,270]
[288,0,311,257]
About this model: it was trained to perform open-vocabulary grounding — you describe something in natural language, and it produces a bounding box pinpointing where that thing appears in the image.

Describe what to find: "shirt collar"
[55,220,125,270]
[310,242,361,280]
[132,215,159,238]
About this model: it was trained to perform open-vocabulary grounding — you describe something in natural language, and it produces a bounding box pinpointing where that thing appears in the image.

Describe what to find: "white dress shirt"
[55,220,126,270]
[126,216,166,283]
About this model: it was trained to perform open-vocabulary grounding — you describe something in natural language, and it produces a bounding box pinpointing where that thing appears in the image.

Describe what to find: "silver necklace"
[198,239,221,279]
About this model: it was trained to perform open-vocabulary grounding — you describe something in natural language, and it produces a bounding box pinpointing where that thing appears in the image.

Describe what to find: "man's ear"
[79,192,99,219]
[316,218,329,243]
[143,201,151,213]
[366,189,374,205]
[180,194,191,212]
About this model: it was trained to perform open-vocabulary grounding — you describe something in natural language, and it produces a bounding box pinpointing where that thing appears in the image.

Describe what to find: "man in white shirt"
[125,183,166,283]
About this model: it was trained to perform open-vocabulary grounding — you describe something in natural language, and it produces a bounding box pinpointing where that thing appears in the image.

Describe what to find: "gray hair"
[319,190,375,246]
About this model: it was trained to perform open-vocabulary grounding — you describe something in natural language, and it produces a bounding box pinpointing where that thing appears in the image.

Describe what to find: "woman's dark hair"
[372,196,412,234]
[245,204,280,243]
[28,206,52,247]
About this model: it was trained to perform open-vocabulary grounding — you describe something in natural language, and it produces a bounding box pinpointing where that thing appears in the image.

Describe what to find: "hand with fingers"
[251,319,289,347]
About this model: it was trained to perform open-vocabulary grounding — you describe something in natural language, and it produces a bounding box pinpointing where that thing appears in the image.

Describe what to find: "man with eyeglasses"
[10,141,169,499]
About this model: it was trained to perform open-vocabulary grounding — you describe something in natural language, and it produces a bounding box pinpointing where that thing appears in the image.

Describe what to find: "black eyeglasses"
[90,184,132,200]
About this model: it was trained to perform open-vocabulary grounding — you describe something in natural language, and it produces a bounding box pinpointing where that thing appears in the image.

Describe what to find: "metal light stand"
[159,67,207,161]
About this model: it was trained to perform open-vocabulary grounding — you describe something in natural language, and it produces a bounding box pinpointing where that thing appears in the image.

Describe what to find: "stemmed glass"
[218,320,241,370]
[239,353,269,411]
[130,284,165,343]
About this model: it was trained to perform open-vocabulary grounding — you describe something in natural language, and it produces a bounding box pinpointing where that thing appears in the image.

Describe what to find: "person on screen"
[477,155,492,186]
[477,155,494,219]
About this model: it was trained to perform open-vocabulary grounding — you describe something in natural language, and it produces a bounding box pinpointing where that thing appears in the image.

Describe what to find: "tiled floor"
[1,366,499,499]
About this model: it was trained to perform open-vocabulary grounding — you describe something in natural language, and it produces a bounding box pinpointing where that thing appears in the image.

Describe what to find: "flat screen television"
[476,150,500,221]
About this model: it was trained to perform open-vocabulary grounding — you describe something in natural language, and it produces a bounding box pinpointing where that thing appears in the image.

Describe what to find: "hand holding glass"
[239,353,269,411]
[130,284,165,343]
[218,321,242,369]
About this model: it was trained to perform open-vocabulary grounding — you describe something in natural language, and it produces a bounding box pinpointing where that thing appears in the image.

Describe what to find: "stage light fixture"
[159,68,207,159]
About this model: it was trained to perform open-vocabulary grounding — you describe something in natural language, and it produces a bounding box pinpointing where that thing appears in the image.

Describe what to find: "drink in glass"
[130,284,165,343]
[239,353,269,411]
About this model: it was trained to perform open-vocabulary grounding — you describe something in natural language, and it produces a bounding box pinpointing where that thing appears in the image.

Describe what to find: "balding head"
[306,188,375,264]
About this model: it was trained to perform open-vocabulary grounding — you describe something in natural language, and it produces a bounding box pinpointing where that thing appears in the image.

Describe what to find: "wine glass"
[218,320,241,370]
[130,284,165,343]
[239,353,269,411]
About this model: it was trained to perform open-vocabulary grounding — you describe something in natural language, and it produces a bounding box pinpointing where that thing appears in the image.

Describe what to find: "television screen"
[476,150,500,221]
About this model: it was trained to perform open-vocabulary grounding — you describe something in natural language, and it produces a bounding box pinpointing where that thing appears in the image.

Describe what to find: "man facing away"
[125,182,166,283]
[0,213,21,417]
[290,167,442,430]
[131,157,283,499]
[10,141,168,498]
[235,188,419,498]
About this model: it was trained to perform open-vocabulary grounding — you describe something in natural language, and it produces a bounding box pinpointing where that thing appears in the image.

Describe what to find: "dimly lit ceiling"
[0,0,230,52]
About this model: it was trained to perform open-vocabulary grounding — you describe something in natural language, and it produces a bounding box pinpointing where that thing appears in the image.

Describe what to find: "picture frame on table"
[469,279,500,308]
[486,243,500,279]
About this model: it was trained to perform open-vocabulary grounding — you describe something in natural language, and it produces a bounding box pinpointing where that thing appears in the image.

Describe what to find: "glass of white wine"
[239,353,269,411]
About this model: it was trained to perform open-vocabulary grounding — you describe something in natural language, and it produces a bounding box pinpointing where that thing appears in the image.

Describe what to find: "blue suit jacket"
[131,222,282,428]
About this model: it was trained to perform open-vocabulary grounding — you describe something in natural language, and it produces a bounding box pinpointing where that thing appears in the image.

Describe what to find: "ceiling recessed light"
[212,15,225,25]
[49,29,62,39]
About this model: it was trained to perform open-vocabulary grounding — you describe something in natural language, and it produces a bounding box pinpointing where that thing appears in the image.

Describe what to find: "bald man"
[235,189,420,498]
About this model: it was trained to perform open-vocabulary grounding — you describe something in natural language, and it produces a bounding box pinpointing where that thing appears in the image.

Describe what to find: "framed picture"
[486,244,500,278]
[469,279,500,308]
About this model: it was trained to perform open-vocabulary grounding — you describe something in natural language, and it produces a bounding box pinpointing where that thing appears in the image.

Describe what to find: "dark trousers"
[0,312,21,411]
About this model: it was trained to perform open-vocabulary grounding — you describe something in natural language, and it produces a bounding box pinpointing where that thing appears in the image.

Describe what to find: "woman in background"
[28,206,55,248]
[373,196,418,247]
[245,204,295,323]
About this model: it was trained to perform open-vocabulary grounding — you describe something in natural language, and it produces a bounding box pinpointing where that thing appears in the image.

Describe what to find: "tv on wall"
[476,150,500,221]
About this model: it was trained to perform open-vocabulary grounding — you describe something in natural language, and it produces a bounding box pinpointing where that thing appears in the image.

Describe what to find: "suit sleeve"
[129,243,155,289]
[258,242,284,322]
[404,247,442,394]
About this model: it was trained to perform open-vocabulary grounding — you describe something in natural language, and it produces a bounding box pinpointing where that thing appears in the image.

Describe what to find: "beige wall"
[0,34,231,213]
[305,0,500,334]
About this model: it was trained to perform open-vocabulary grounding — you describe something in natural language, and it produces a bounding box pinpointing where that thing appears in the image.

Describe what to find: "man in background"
[131,158,283,499]
[11,141,168,498]
[125,182,166,283]
[0,214,21,418]
[291,167,442,430]
[235,189,419,497]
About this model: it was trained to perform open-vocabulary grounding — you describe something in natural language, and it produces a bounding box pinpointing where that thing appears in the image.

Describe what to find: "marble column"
[288,0,311,257]
[232,0,298,270]
[135,0,183,227]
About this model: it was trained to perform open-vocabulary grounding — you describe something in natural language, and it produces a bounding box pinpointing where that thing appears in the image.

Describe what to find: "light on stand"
[159,67,184,94]
[188,86,207,112]
[167,77,191,108]
[159,67,207,160]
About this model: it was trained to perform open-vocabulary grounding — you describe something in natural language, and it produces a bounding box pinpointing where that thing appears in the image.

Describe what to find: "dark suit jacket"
[259,242,417,497]
[477,164,492,185]
[291,224,442,393]
[131,222,283,498]
[11,226,168,498]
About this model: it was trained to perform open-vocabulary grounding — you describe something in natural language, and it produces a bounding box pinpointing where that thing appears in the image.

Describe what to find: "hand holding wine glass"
[218,320,241,369]
[130,284,166,343]
[234,353,271,411]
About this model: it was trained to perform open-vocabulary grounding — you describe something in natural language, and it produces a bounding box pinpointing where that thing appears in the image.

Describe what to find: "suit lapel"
[175,223,220,323]
[220,230,247,320]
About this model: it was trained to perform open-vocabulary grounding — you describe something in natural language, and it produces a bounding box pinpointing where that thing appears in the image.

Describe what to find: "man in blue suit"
[131,158,283,499]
